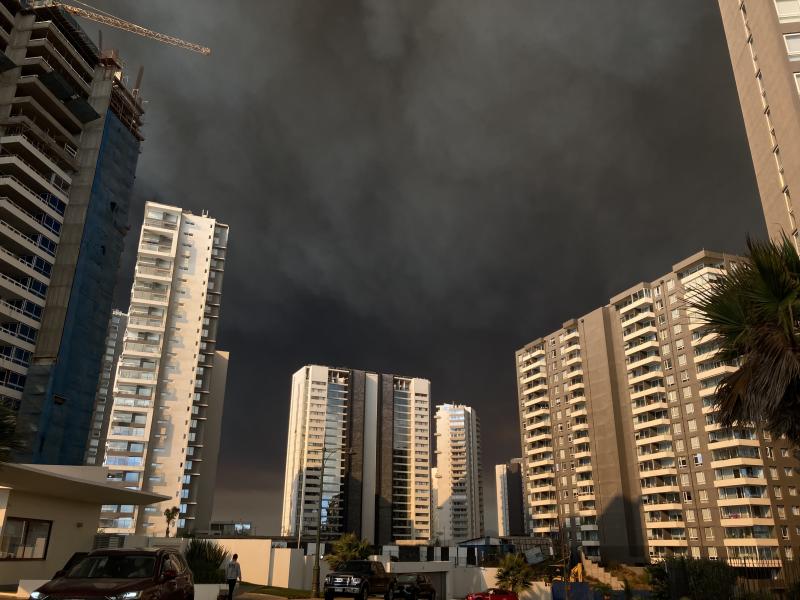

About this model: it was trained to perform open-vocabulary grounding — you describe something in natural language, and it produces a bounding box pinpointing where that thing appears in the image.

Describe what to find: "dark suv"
[29,548,193,600]
[324,560,394,600]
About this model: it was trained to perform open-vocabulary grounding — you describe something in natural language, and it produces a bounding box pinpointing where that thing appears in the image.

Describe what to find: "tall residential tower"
[92,201,229,536]
[281,365,432,545]
[516,250,800,574]
[718,0,800,243]
[432,404,484,544]
[0,1,145,465]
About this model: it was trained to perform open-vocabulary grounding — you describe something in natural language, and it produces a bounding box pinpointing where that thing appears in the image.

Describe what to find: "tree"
[0,404,25,463]
[324,533,371,571]
[184,538,229,583]
[691,234,800,443]
[495,553,534,594]
[164,506,180,537]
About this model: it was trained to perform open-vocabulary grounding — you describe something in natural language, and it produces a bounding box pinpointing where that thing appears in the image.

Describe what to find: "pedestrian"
[226,553,242,600]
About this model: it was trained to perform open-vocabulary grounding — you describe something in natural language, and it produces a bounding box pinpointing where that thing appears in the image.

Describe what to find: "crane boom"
[34,1,211,55]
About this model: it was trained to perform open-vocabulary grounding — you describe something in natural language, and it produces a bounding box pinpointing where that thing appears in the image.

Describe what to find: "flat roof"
[0,463,168,505]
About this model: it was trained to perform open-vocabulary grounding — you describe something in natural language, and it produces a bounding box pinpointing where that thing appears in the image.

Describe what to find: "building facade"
[84,309,127,465]
[432,404,484,544]
[91,201,229,536]
[281,364,432,545]
[516,309,643,563]
[0,1,145,465]
[516,250,800,574]
[495,458,525,537]
[718,0,800,244]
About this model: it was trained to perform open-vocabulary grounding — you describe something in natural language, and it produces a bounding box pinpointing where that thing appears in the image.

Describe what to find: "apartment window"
[778,506,786,519]
[702,508,712,522]
[668,390,678,403]
[666,375,675,386]
[786,33,800,60]
[787,547,795,560]
[775,486,784,499]
[685,402,694,414]
[0,518,52,560]
[671,309,680,320]
[679,456,688,468]
[682,491,693,503]
[667,280,675,291]
[776,0,800,22]
[771,467,779,479]
[795,73,800,95]
[661,344,671,355]
[781,448,790,458]
[688,419,697,432]
[690,437,700,450]
[681,473,690,486]
[676,339,685,351]
[680,370,689,383]
[676,439,685,452]
[708,547,718,560]
[767,447,774,459]
[674,423,683,435]
[672,407,681,419]
[699,489,708,502]
[781,526,790,539]
[686,509,696,522]
[678,354,687,367]
[688,528,698,540]
[704,527,714,540]
[664,358,673,371]
[660,330,669,341]
[793,506,800,517]
[696,472,706,485]
[673,324,683,335]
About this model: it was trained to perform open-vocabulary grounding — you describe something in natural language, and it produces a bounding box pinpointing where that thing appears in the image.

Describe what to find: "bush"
[185,538,229,583]
[325,533,371,571]
[646,557,736,600]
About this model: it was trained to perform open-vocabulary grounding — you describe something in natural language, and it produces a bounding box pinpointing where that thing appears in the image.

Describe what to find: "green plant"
[647,557,736,600]
[164,506,180,537]
[324,533,371,571]
[495,553,534,593]
[691,234,800,444]
[184,538,229,583]
[0,403,25,463]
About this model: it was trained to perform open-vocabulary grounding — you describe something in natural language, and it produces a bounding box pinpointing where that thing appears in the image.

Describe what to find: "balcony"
[628,369,664,386]
[623,324,657,343]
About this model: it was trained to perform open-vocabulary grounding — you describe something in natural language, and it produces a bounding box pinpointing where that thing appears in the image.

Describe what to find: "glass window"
[776,0,800,22]
[0,518,52,560]
[786,34,800,60]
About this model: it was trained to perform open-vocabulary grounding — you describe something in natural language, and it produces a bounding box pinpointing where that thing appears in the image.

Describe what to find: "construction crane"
[31,0,211,55]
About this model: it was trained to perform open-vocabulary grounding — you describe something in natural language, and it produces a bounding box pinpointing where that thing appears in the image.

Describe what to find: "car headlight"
[29,593,45,600]
[350,577,361,585]
[111,592,142,600]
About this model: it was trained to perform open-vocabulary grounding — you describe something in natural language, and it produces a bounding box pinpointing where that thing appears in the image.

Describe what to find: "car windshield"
[340,562,371,573]
[67,555,156,578]
[397,575,418,583]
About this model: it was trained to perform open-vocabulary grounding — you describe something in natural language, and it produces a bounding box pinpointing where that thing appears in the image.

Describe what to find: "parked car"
[466,589,518,600]
[324,560,394,600]
[390,574,436,600]
[29,547,193,600]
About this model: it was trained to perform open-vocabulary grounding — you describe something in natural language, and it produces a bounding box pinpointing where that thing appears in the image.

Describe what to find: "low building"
[0,463,166,586]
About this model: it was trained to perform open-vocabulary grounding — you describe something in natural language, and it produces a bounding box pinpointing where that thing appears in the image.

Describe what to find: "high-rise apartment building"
[516,250,800,574]
[0,1,144,465]
[516,309,643,563]
[718,0,800,244]
[495,458,525,537]
[91,201,229,536]
[281,365,432,545]
[432,404,484,544]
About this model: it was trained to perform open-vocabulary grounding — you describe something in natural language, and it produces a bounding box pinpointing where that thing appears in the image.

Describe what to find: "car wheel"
[430,592,435,600]
[361,585,370,600]
[324,592,334,600]
[385,588,394,600]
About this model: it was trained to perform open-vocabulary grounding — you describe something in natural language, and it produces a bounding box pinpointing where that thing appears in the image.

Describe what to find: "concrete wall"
[0,490,100,585]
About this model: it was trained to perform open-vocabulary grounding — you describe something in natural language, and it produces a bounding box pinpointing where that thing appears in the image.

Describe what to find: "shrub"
[185,538,229,583]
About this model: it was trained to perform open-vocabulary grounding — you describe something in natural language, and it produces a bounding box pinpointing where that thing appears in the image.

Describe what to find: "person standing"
[225,554,242,600]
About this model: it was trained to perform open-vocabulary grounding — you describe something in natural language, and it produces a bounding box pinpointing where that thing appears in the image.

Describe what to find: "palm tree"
[0,404,25,463]
[495,553,534,593]
[691,234,800,443]
[324,533,371,571]
[164,506,180,537]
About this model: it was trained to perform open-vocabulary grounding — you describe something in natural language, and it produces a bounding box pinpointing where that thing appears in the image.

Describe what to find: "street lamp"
[310,445,352,599]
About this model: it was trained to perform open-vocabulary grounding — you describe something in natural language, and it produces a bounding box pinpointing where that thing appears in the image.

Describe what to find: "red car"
[466,590,518,600]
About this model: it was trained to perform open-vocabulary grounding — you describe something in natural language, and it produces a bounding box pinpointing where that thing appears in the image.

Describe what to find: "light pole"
[311,445,352,599]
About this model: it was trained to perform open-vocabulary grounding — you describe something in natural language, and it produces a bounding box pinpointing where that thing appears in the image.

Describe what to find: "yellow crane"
[31,0,211,55]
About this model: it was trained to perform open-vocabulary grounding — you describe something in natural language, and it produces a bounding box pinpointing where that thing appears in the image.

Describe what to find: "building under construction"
[0,0,146,465]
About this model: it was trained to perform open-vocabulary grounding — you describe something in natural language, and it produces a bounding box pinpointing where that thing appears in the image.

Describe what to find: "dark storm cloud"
[94,0,763,532]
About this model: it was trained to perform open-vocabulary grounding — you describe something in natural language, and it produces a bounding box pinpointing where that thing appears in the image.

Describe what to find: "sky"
[87,0,767,534]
